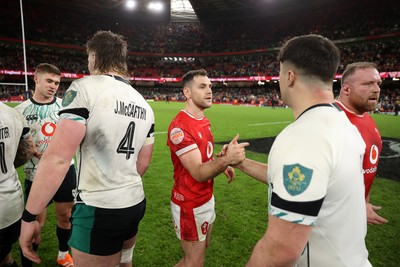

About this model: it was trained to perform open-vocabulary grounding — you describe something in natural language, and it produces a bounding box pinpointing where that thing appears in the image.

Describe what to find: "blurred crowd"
[0,0,399,111]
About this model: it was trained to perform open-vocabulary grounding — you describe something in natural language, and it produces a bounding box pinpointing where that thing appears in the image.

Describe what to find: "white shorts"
[170,195,215,242]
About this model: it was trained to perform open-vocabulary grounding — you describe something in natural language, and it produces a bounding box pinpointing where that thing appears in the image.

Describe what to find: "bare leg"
[71,248,120,267]
[119,235,137,267]
[174,224,213,267]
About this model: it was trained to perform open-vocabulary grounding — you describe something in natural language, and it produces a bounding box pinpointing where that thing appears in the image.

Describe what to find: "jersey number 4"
[117,122,135,160]
[0,142,7,174]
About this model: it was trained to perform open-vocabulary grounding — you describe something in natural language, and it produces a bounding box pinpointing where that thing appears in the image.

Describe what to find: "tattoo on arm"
[14,135,36,168]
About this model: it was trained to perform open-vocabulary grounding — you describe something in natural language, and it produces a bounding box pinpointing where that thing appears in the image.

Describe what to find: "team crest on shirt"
[62,90,77,107]
[283,164,313,196]
[201,221,209,235]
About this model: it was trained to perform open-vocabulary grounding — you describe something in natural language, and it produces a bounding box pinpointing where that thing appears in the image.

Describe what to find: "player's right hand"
[366,202,388,225]
[226,134,249,165]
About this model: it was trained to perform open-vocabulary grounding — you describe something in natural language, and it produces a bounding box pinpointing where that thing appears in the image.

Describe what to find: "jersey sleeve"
[168,123,198,157]
[59,81,89,124]
[7,106,29,140]
[143,123,155,146]
[18,112,30,139]
[268,132,331,226]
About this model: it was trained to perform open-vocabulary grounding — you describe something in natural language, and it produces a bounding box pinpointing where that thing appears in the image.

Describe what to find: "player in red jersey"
[336,62,388,225]
[167,69,248,267]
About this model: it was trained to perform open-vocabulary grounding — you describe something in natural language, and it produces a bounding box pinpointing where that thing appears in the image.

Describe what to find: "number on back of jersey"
[117,121,135,160]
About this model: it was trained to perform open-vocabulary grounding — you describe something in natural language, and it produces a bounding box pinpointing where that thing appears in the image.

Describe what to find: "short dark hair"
[182,69,208,88]
[277,34,340,82]
[86,30,128,75]
[35,63,61,76]
[341,62,378,86]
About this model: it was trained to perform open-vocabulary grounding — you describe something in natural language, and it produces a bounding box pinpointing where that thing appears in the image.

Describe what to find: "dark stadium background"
[1,0,399,101]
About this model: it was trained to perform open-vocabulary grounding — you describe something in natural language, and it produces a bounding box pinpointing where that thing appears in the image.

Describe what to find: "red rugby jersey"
[167,110,214,208]
[336,101,382,197]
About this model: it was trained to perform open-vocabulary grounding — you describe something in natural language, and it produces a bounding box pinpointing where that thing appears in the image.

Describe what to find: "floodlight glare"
[148,2,164,12]
[125,0,137,10]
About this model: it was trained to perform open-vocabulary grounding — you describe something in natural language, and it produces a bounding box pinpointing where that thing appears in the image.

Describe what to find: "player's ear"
[183,87,191,99]
[287,69,296,87]
[342,84,351,96]
[91,53,97,67]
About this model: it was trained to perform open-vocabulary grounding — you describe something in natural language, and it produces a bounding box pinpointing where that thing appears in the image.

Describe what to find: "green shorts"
[68,198,146,255]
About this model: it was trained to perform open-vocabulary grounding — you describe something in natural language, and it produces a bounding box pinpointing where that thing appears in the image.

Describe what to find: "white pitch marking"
[248,121,291,126]
[155,131,168,135]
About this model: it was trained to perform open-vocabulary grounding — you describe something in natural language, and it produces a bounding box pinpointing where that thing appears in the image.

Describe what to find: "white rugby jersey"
[0,102,29,228]
[59,74,155,209]
[15,97,74,181]
[267,104,370,267]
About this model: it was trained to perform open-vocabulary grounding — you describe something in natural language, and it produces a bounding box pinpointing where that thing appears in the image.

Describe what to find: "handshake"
[216,134,268,185]
[217,133,249,166]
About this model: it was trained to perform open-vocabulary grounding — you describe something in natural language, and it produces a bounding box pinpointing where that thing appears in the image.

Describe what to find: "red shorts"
[170,195,215,242]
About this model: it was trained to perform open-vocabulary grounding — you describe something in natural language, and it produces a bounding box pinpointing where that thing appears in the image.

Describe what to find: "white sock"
[58,251,68,259]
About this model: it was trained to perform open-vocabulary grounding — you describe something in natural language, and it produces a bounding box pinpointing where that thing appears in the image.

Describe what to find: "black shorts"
[0,219,21,261]
[69,198,146,256]
[24,164,77,204]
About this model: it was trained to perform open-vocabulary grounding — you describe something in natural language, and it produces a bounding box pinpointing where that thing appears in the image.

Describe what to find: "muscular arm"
[137,143,154,177]
[20,119,85,263]
[247,216,311,267]
[179,134,248,183]
[236,158,268,184]
[179,148,231,182]
[217,143,267,184]
[25,119,85,215]
[14,133,36,168]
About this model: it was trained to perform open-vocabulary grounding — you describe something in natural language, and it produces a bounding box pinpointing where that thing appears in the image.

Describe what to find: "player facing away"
[0,103,37,267]
[15,63,76,267]
[336,62,388,225]
[167,69,248,267]
[229,35,370,266]
[19,31,155,267]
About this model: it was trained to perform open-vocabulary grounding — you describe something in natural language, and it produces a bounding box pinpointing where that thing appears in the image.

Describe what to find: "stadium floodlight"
[125,0,137,10]
[148,1,164,12]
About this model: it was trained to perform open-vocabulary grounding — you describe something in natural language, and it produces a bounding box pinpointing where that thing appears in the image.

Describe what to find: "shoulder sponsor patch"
[170,127,184,144]
[283,163,313,196]
[62,90,77,107]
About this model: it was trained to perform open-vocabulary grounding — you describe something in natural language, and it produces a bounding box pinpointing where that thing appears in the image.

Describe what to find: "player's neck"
[32,94,54,104]
[337,98,364,115]
[184,106,204,119]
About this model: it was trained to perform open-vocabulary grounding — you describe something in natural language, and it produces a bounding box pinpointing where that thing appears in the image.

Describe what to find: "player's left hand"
[223,166,235,183]
[19,220,42,264]
[366,202,388,225]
